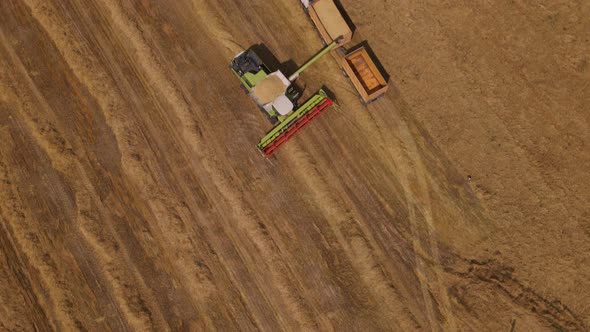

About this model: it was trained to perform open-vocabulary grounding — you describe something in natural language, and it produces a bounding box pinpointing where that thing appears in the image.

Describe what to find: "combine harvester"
[230,38,342,157]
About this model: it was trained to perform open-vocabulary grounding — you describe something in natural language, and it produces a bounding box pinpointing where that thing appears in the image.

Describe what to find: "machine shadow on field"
[247,43,316,99]
[248,44,298,76]
[249,44,281,71]
[333,0,357,34]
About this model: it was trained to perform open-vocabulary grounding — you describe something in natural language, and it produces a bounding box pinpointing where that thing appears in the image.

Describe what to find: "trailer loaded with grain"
[342,47,388,104]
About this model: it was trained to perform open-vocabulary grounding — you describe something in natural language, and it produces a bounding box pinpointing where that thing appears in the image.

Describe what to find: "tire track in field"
[0,159,54,331]
[304,68,460,328]
[173,1,473,328]
[331,23,481,329]
[286,59,443,328]
[95,0,319,328]
[283,146,420,331]
[14,1,184,329]
[0,34,157,332]
[18,0,254,329]
[319,93,455,330]
[369,96,459,331]
[0,27,84,331]
[0,121,80,331]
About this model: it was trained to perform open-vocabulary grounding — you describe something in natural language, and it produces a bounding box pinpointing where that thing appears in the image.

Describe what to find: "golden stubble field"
[0,0,588,330]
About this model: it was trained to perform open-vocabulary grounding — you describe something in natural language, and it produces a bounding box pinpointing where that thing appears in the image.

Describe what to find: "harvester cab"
[230,38,341,157]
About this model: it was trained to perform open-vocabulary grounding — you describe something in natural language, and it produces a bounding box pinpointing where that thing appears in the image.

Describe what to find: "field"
[0,0,589,330]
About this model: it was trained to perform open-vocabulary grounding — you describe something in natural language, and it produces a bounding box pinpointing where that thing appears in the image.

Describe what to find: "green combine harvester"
[230,38,341,157]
